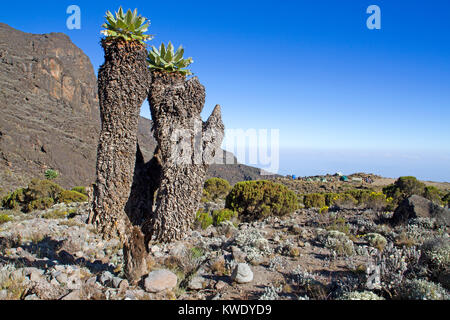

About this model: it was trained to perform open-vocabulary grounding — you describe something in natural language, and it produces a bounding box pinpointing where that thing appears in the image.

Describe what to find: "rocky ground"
[1,198,448,300]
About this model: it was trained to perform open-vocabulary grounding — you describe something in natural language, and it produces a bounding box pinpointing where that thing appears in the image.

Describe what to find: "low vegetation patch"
[1,179,88,213]
[303,193,326,209]
[195,208,238,230]
[57,190,88,204]
[226,180,298,221]
[202,178,232,202]
[0,214,12,225]
[71,186,88,196]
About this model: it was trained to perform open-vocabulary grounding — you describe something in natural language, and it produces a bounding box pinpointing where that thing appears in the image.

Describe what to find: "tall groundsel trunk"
[142,70,225,243]
[88,38,150,282]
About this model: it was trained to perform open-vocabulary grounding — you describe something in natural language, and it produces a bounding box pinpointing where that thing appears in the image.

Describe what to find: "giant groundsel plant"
[101,7,153,44]
[148,42,194,75]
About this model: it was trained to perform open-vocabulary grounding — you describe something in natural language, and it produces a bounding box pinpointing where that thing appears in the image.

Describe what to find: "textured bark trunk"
[88,39,150,282]
[142,71,225,243]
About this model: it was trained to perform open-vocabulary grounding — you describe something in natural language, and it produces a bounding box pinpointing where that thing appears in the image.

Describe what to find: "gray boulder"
[392,195,449,226]
[144,269,178,293]
[231,263,253,284]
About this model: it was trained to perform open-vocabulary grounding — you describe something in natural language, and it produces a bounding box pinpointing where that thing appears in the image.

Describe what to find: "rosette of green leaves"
[101,7,153,44]
[148,42,193,75]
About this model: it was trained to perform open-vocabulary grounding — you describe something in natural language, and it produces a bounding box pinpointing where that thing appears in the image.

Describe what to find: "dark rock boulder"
[392,195,450,226]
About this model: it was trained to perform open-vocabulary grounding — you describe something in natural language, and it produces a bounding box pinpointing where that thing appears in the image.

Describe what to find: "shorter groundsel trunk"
[142,71,225,243]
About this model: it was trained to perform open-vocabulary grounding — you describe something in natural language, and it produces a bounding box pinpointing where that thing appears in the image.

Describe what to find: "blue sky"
[1,1,449,181]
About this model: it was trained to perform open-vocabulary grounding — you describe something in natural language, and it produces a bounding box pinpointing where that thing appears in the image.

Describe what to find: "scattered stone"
[188,276,206,290]
[24,294,40,300]
[112,277,128,290]
[99,271,114,287]
[0,290,8,300]
[125,289,147,300]
[169,243,186,257]
[231,263,254,284]
[55,273,68,284]
[144,270,178,293]
[215,281,227,290]
[86,276,97,286]
[291,224,302,234]
[231,246,247,263]
[66,274,82,290]
[150,245,163,254]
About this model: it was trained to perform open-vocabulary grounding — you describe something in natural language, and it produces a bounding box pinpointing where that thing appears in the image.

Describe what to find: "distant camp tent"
[307,178,313,182]
[292,175,297,180]
[340,176,349,182]
[335,172,344,177]
[321,178,327,183]
[352,177,363,182]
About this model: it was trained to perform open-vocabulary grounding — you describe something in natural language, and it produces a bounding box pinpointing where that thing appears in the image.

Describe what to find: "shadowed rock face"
[0,23,99,191]
[392,195,450,226]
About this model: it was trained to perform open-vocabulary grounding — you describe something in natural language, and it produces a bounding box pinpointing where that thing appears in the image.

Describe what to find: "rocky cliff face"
[0,23,267,193]
[0,23,100,191]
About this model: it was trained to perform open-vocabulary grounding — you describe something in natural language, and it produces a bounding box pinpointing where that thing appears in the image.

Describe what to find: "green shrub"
[225,180,298,220]
[195,209,238,230]
[2,179,64,212]
[324,193,339,207]
[189,247,205,260]
[383,176,426,204]
[44,169,59,180]
[364,191,389,211]
[26,179,64,202]
[443,193,450,207]
[332,193,358,209]
[41,209,68,219]
[57,190,88,204]
[423,186,443,205]
[71,186,88,196]
[0,214,12,225]
[364,233,387,251]
[203,178,232,202]
[2,188,26,210]
[26,197,54,212]
[345,189,372,204]
[1,179,87,212]
[319,206,329,214]
[195,210,213,230]
[303,193,326,209]
[212,209,238,226]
